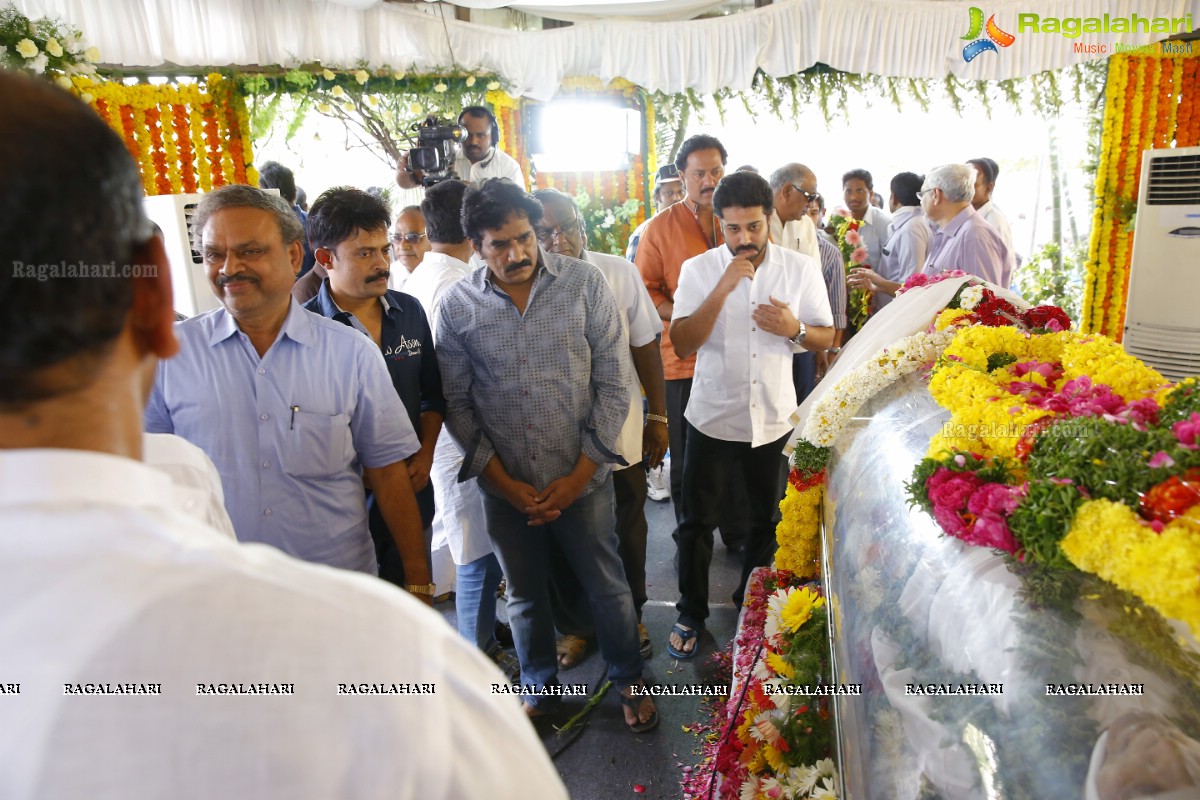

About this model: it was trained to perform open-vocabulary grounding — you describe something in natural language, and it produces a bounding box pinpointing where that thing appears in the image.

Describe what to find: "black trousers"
[666,378,749,546]
[675,424,788,628]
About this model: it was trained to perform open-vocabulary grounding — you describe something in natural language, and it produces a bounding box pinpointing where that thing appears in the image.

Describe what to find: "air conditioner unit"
[1123,146,1200,381]
[143,193,219,319]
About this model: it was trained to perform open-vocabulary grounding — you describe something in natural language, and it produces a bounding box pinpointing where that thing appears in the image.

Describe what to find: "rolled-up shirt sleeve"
[819,240,849,329]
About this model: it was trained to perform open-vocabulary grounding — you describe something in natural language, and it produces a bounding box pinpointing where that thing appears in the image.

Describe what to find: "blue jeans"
[482,477,643,710]
[455,552,503,652]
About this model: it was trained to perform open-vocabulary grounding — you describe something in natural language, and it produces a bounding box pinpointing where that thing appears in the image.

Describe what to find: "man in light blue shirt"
[873,172,933,310]
[145,186,431,595]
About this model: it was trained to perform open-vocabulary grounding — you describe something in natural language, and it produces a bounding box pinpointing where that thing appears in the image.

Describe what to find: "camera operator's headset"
[458,106,499,151]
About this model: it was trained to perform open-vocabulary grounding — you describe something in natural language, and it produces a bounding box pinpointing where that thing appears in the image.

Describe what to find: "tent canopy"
[14,0,1200,99]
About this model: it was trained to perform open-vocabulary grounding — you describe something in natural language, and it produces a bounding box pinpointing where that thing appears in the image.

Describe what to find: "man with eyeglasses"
[532,188,667,668]
[302,188,445,590]
[917,163,1013,287]
[388,205,432,292]
[768,164,847,397]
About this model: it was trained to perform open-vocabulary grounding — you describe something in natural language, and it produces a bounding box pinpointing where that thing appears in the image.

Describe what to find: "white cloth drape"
[14,0,1200,99]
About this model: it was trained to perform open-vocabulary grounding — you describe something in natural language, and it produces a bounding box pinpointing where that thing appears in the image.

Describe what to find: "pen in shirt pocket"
[290,405,299,430]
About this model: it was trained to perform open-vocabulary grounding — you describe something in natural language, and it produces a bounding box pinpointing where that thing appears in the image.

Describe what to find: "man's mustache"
[367,271,389,283]
[218,273,257,287]
[504,259,533,272]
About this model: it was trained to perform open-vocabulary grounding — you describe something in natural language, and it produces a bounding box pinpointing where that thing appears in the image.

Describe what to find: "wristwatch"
[406,583,436,596]
[789,321,807,346]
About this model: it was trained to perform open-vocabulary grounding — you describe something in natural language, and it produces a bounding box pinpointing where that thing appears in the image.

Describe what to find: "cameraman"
[396,106,526,190]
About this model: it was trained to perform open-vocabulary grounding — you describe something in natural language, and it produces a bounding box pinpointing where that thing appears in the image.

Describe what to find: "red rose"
[1021,305,1073,332]
[1140,467,1200,523]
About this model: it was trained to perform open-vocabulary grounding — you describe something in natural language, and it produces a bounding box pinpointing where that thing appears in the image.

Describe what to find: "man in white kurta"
[666,172,834,659]
[0,72,567,800]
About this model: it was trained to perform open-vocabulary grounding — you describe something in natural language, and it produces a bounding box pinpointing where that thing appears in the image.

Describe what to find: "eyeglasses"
[535,221,580,242]
[391,232,427,244]
[917,188,937,200]
[791,185,820,204]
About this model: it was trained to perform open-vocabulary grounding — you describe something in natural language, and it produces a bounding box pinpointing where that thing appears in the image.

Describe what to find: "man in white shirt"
[666,172,834,659]
[967,157,1017,258]
[396,106,526,190]
[388,204,431,292]
[766,162,821,262]
[533,188,668,665]
[0,72,566,800]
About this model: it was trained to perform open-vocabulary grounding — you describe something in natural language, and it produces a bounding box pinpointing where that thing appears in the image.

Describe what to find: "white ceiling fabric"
[12,0,1200,100]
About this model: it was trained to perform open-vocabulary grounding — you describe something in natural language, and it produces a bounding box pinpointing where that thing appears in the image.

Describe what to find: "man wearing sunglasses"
[766,163,821,262]
[388,205,432,292]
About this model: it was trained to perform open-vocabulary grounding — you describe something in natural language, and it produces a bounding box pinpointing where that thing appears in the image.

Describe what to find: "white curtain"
[14,0,1200,100]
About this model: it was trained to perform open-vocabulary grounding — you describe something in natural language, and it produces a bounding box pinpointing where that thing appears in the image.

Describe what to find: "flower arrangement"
[683,569,837,800]
[74,74,257,195]
[1083,52,1200,340]
[826,212,871,329]
[774,441,830,578]
[906,292,1200,636]
[0,5,100,85]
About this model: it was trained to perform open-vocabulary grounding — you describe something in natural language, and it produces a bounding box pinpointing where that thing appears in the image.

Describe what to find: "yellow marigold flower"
[781,586,825,633]
[934,308,973,331]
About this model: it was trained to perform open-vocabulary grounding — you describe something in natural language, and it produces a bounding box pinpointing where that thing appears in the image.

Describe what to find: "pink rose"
[1148,450,1176,469]
[967,514,1020,554]
[1173,412,1200,450]
[928,469,982,511]
[851,246,869,264]
[845,229,862,246]
[933,504,968,536]
[967,482,1023,516]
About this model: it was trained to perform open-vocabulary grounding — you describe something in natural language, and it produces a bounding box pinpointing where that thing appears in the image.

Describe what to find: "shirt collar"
[209,300,315,348]
[891,206,921,227]
[977,200,995,216]
[419,251,471,272]
[938,205,977,239]
[0,449,173,513]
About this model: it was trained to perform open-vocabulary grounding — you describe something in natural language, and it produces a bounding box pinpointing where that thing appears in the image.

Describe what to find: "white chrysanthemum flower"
[739,777,759,800]
[66,34,85,55]
[815,757,835,777]
[764,588,791,642]
[788,764,819,794]
[811,775,839,799]
[751,657,772,683]
[959,284,984,310]
[28,53,48,73]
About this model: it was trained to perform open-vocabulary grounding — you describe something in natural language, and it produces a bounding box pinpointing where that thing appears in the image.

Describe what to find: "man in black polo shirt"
[303,187,445,588]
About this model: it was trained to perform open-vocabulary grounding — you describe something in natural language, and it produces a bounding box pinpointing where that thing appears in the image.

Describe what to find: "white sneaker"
[647,456,671,501]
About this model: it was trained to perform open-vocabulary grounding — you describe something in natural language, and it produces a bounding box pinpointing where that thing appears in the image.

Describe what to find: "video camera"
[406,116,464,187]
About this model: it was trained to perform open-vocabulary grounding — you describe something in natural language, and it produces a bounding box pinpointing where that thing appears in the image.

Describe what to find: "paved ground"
[436,488,745,800]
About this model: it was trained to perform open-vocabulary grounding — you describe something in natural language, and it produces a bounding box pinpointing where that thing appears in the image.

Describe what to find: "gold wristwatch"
[406,583,436,596]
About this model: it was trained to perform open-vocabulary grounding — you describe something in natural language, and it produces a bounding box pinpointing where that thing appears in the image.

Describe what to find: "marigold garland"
[1061,500,1200,638]
[1083,52,1200,339]
[774,482,823,578]
[72,75,257,196]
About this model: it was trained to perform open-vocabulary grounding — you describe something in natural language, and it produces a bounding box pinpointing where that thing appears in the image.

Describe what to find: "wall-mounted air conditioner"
[143,193,219,319]
[1123,146,1200,381]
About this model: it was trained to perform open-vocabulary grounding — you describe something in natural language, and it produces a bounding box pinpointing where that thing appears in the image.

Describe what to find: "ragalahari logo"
[961,7,1016,62]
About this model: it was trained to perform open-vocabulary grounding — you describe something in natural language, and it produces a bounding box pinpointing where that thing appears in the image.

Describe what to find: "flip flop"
[619,681,659,734]
[666,623,700,660]
[637,622,652,660]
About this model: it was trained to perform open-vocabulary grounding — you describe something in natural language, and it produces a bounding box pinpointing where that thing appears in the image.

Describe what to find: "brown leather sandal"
[555,634,593,669]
